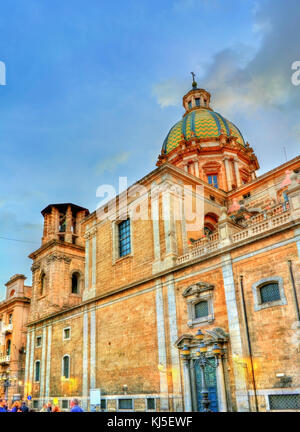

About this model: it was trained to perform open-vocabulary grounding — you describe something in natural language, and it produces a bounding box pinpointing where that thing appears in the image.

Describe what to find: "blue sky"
[0,0,299,297]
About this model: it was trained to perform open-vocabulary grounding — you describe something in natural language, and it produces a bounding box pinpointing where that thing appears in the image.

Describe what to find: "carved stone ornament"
[46,254,71,264]
[31,262,41,272]
[182,282,214,298]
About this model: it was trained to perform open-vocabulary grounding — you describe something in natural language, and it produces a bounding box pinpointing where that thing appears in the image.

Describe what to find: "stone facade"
[4,85,300,412]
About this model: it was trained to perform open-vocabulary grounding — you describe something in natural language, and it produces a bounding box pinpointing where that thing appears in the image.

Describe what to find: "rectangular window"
[101,399,107,410]
[63,328,71,340]
[62,400,69,409]
[260,283,281,304]
[63,356,70,379]
[195,98,200,106]
[8,314,12,324]
[36,336,42,347]
[33,400,39,409]
[118,219,131,257]
[269,394,300,410]
[118,399,133,410]
[146,398,155,410]
[188,101,192,109]
[35,361,40,382]
[195,300,209,319]
[207,175,218,188]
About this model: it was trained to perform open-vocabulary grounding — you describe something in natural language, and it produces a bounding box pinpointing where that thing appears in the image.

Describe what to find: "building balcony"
[2,324,13,334]
[177,204,293,266]
[0,355,10,365]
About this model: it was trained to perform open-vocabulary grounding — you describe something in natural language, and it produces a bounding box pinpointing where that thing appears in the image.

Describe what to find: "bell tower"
[29,203,89,321]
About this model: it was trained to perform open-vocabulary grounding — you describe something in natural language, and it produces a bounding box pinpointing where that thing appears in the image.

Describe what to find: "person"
[21,401,29,412]
[40,403,48,412]
[52,405,60,412]
[47,402,52,412]
[0,399,7,412]
[70,398,84,412]
[11,401,20,412]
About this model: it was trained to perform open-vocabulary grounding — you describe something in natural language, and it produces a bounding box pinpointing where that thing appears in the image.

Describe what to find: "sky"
[0,0,299,297]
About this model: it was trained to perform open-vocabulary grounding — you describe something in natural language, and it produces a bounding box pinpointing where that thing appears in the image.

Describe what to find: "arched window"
[62,355,70,379]
[6,339,11,356]
[71,272,80,294]
[40,272,46,296]
[35,360,40,382]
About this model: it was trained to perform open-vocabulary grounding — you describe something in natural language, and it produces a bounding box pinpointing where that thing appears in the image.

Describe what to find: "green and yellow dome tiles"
[162,108,245,154]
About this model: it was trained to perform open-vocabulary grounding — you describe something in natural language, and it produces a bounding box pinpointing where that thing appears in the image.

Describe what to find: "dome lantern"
[182,73,211,114]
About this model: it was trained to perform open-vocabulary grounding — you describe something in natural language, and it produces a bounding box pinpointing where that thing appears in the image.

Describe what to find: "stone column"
[223,157,232,191]
[65,205,73,243]
[182,358,192,412]
[190,360,198,411]
[221,254,250,411]
[155,279,169,411]
[166,274,183,411]
[233,159,242,187]
[24,331,31,397]
[287,172,300,221]
[162,187,178,268]
[28,330,35,397]
[39,326,47,405]
[83,231,90,301]
[82,310,89,411]
[45,325,52,401]
[194,160,199,178]
[90,308,96,390]
[216,357,228,412]
[151,184,161,274]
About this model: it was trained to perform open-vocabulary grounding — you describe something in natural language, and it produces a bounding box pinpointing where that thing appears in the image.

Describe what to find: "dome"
[162,108,245,155]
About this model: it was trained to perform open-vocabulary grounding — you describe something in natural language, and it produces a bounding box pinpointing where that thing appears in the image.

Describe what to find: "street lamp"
[180,330,224,412]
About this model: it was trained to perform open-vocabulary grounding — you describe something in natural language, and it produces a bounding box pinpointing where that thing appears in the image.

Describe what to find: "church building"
[2,79,300,412]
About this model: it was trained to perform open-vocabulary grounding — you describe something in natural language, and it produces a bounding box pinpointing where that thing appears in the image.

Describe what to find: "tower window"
[71,272,80,294]
[207,175,218,188]
[188,101,192,109]
[118,219,131,257]
[40,272,46,296]
[35,360,40,382]
[62,355,70,379]
[36,336,42,347]
[6,339,11,356]
[63,327,71,340]
[8,313,13,324]
[195,98,200,107]
[260,283,281,304]
[194,300,209,319]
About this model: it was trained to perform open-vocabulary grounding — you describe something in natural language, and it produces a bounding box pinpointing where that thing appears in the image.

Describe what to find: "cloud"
[153,0,300,118]
[95,151,131,175]
[152,79,187,108]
